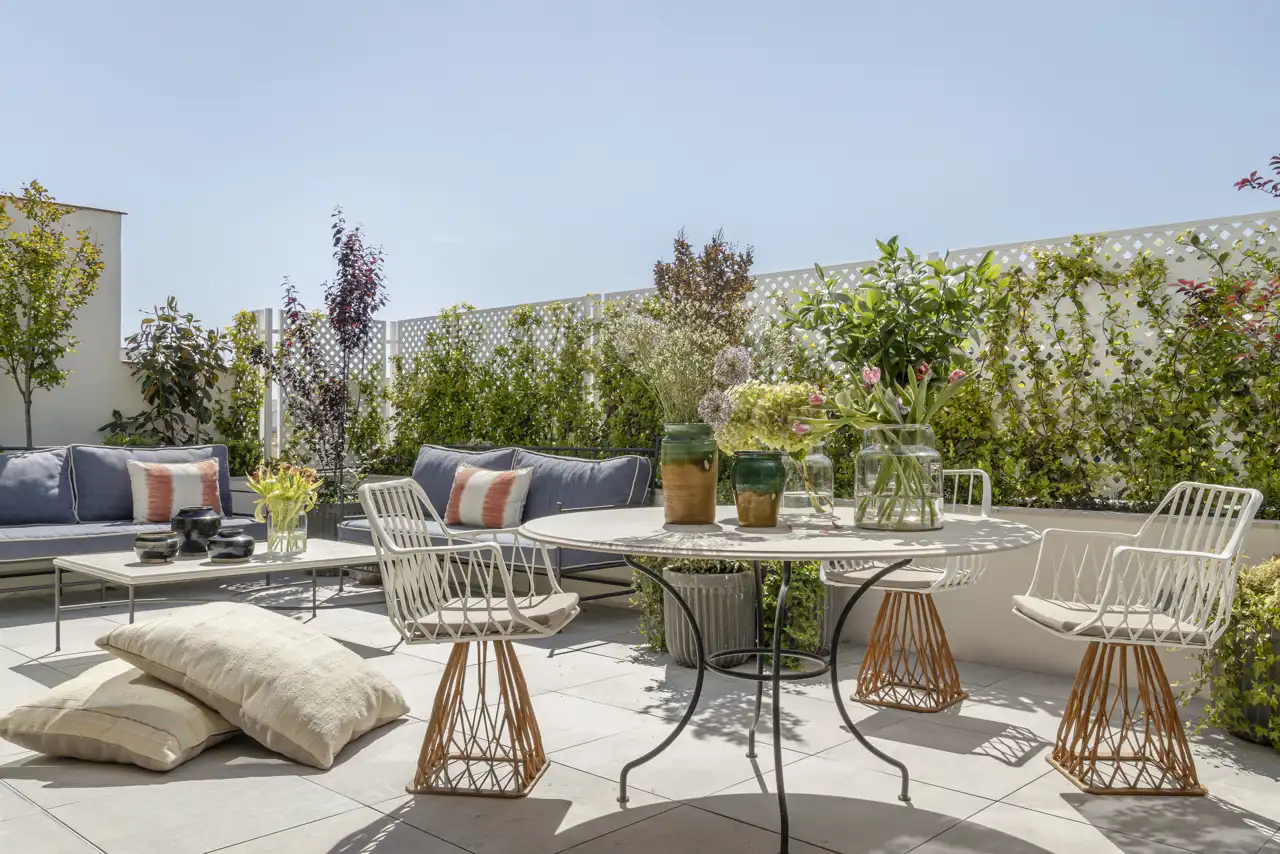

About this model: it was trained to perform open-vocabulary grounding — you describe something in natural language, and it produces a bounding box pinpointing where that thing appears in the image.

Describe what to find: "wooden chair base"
[409,640,548,798]
[1051,641,1204,796]
[854,591,968,713]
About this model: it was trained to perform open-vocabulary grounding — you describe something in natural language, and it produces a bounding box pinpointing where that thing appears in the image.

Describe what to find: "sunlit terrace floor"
[2,575,1279,854]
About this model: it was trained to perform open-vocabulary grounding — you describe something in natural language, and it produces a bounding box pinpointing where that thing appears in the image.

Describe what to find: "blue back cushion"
[0,448,77,525]
[71,445,232,522]
[411,446,516,515]
[511,450,651,520]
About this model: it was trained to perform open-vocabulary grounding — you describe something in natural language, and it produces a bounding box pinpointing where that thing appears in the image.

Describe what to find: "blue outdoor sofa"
[338,445,653,599]
[0,444,265,573]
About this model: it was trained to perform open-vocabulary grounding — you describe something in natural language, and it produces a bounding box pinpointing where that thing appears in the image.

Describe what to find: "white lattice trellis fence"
[249,209,1280,456]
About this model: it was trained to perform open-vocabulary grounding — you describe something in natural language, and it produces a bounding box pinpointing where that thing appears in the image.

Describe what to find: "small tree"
[653,229,755,342]
[0,180,104,448]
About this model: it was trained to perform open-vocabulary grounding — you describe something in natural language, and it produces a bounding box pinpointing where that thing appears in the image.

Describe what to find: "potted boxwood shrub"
[1188,556,1280,748]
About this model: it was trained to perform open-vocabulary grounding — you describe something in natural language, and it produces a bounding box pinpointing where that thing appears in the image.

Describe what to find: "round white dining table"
[520,505,1040,854]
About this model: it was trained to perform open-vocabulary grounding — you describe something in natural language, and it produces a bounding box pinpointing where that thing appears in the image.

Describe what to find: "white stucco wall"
[0,203,142,448]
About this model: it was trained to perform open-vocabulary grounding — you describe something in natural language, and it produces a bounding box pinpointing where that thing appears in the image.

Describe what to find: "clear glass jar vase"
[780,444,835,524]
[854,424,944,531]
[266,507,308,556]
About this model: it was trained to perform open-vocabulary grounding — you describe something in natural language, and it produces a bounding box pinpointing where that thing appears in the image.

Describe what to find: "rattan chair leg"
[1049,641,1204,796]
[854,591,967,712]
[409,640,549,798]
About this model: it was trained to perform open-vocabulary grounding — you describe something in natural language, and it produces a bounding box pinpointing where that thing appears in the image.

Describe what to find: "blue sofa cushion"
[0,448,76,526]
[71,445,233,522]
[0,516,264,563]
[411,446,516,516]
[511,450,650,520]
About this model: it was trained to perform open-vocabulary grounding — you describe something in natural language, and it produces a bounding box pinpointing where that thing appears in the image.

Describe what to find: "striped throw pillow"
[126,459,224,523]
[443,466,532,529]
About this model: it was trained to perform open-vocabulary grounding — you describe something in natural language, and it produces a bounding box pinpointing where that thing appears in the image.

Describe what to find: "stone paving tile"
[1,591,1279,854]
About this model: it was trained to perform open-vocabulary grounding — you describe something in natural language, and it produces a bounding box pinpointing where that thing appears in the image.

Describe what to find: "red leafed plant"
[1235,154,1280,198]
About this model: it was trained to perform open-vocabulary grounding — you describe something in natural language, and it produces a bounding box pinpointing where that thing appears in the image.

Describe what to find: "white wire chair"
[359,478,580,798]
[1012,481,1263,796]
[821,469,992,712]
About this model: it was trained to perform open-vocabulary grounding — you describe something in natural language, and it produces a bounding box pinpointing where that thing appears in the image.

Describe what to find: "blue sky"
[3,1,1278,334]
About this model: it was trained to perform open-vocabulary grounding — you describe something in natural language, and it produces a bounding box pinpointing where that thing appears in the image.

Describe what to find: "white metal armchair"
[359,478,580,798]
[1013,481,1263,795]
[822,469,993,712]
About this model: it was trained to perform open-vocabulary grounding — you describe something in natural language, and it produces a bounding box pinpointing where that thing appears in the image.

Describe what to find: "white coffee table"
[52,539,380,650]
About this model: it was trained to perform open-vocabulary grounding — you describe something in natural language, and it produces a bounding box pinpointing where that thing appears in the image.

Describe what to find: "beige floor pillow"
[0,658,237,771]
[97,602,409,769]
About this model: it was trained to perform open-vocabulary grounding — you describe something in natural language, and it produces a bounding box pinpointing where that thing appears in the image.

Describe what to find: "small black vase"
[171,506,222,555]
[206,530,255,564]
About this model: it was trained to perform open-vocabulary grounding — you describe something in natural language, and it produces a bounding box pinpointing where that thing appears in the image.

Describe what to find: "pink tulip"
[792,421,812,436]
[808,391,825,406]
[861,366,881,387]
[948,368,967,384]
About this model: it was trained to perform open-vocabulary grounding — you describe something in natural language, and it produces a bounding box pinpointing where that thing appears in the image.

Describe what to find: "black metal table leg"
[619,557,707,805]
[772,561,792,853]
[747,560,765,759]
[829,558,914,803]
[54,565,62,652]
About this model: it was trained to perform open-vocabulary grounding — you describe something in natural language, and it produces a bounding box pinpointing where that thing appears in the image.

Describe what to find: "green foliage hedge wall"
[365,230,1280,517]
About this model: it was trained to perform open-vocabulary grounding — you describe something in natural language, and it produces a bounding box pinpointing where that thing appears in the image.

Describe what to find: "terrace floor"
[2,576,1280,854]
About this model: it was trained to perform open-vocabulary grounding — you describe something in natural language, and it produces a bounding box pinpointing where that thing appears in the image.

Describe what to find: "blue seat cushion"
[0,516,265,563]
[511,450,651,520]
[411,446,516,515]
[71,445,234,522]
[0,448,76,526]
[337,518,621,573]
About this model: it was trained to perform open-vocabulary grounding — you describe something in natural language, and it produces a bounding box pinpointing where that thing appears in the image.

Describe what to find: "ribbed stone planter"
[662,568,755,668]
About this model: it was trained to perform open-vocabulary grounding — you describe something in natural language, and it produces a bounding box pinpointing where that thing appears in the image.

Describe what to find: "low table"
[52,539,380,650]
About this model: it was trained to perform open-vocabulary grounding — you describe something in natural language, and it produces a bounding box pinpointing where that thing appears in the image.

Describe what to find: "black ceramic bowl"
[171,506,222,555]
[133,531,181,564]
[206,530,256,564]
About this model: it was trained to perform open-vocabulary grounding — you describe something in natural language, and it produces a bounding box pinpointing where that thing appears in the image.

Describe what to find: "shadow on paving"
[325,792,1060,854]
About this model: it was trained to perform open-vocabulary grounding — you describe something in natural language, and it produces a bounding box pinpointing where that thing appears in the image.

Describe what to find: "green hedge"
[362,233,1280,517]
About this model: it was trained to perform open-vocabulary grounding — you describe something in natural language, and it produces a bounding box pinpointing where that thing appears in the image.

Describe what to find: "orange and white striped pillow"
[126,459,224,523]
[443,466,532,529]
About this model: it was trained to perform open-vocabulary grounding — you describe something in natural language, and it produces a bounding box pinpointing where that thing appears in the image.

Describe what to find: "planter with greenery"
[0,180,105,449]
[102,296,226,446]
[1188,556,1280,749]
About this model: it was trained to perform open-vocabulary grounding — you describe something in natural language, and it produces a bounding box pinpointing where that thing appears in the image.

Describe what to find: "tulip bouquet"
[248,462,321,555]
[804,363,969,530]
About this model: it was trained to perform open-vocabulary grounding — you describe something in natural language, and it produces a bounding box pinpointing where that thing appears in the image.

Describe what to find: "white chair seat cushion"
[0,658,237,771]
[1012,595,1209,645]
[824,561,957,590]
[407,592,580,640]
[97,602,409,769]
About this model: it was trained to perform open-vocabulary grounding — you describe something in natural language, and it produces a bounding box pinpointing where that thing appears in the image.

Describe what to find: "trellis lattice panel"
[396,296,596,364]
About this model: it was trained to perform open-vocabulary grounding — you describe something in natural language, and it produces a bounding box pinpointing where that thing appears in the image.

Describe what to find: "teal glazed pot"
[731,451,786,528]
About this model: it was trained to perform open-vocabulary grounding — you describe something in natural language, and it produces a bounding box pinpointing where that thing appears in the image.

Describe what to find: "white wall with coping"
[0,203,141,448]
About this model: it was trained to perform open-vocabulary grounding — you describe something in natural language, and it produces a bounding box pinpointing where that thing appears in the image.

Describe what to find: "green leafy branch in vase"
[248,462,321,553]
[807,363,969,529]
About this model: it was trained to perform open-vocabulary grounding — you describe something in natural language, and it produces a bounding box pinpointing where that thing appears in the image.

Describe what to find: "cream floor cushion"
[0,658,238,771]
[97,602,409,769]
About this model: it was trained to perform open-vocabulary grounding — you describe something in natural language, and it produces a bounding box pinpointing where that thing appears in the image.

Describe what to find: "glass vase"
[854,424,944,531]
[266,508,308,556]
[779,444,835,525]
[660,423,719,525]
[731,451,786,528]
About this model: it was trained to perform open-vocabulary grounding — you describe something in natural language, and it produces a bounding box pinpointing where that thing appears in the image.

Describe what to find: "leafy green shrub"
[1188,556,1280,749]
[213,310,264,475]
